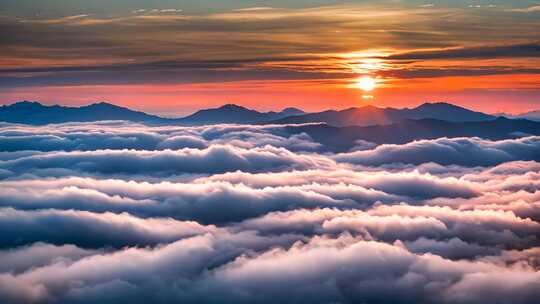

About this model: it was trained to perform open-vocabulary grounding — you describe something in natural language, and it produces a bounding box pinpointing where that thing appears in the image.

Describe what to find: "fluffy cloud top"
[0,122,538,303]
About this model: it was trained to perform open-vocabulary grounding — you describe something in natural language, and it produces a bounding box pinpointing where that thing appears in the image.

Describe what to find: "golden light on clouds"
[1,2,539,113]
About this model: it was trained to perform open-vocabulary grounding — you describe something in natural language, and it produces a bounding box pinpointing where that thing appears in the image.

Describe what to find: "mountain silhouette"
[268,102,494,127]
[177,104,305,125]
[0,101,305,125]
[283,117,540,152]
[1,101,538,149]
[515,110,540,121]
[0,101,168,125]
[3,101,495,127]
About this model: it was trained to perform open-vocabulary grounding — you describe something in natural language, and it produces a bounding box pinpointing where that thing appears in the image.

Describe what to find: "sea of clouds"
[0,121,539,303]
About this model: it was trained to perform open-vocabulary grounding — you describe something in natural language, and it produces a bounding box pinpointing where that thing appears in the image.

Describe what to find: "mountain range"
[501,110,540,122]
[283,117,540,152]
[178,104,305,125]
[0,101,167,125]
[268,102,494,126]
[0,101,305,126]
[1,101,496,126]
[1,101,539,149]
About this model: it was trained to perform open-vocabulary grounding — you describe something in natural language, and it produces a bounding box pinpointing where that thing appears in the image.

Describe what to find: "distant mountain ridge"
[2,101,539,150]
[267,102,494,126]
[283,117,540,152]
[0,101,168,125]
[0,100,495,126]
[0,101,305,125]
[511,110,540,122]
[177,104,305,125]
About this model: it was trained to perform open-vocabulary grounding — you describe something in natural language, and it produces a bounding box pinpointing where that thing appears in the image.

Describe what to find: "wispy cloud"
[63,14,90,20]
[510,5,540,13]
[233,7,276,12]
[0,3,538,111]
[385,43,540,60]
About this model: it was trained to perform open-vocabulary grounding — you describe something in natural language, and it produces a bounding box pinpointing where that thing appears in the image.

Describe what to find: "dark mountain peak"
[406,102,493,122]
[188,104,260,117]
[89,101,115,106]
[178,104,305,125]
[339,105,383,114]
[179,103,266,125]
[414,102,465,110]
[268,102,494,127]
[0,100,164,125]
[217,104,251,111]
[280,107,305,116]
[13,100,40,105]
[340,107,358,112]
[6,101,45,109]
[84,101,128,110]
[359,104,381,111]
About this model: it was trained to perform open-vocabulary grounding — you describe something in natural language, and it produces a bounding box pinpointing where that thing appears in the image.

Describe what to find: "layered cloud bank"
[0,121,539,303]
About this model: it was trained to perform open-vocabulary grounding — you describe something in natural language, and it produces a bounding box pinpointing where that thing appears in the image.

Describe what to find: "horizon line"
[2,100,505,118]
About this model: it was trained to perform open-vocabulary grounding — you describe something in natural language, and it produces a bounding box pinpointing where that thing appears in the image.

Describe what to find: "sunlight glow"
[356,76,376,92]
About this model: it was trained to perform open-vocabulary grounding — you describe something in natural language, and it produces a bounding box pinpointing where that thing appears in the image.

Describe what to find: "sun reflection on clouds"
[340,50,394,73]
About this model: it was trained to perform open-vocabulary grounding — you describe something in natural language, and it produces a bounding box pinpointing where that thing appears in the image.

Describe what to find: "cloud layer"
[0,121,539,303]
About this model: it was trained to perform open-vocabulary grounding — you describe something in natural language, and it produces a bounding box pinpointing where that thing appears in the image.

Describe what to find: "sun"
[356,76,376,92]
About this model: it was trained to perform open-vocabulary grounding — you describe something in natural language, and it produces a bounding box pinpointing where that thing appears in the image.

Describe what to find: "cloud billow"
[0,122,539,303]
[334,136,540,166]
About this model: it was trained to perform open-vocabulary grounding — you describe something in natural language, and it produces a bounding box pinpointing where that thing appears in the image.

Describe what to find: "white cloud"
[510,5,540,13]
[0,122,538,303]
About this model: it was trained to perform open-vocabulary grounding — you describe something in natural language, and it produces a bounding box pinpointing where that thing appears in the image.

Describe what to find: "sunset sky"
[1,0,539,115]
